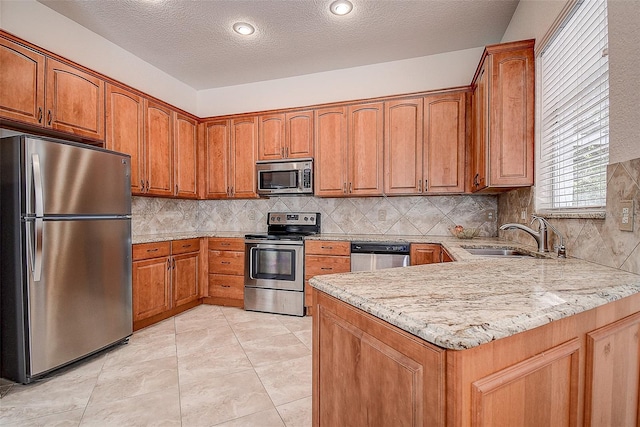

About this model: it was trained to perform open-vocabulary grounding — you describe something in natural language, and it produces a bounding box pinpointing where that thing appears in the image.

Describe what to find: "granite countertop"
[132,231,246,244]
[133,231,640,350]
[310,241,640,350]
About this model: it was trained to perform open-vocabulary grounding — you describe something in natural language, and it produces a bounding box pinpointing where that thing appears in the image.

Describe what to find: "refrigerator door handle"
[26,218,43,282]
[34,218,43,281]
[32,154,44,217]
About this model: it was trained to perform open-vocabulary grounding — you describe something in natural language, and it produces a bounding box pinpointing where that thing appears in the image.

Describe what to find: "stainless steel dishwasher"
[350,242,411,271]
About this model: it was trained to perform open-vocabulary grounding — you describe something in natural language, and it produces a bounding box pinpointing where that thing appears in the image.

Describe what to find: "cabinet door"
[424,93,466,193]
[347,102,384,196]
[105,84,145,194]
[145,101,174,196]
[45,58,105,140]
[0,38,45,126]
[258,113,285,160]
[172,251,199,307]
[410,243,442,265]
[585,312,640,427]
[174,113,198,198]
[471,62,489,192]
[286,110,314,158]
[315,107,348,196]
[384,98,423,195]
[489,47,534,187]
[230,117,257,198]
[204,120,231,199]
[132,257,171,322]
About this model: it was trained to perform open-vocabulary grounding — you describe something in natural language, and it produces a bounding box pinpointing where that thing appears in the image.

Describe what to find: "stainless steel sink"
[464,247,534,257]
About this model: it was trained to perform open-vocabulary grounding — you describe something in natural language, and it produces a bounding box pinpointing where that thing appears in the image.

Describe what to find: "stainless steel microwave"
[256,158,313,195]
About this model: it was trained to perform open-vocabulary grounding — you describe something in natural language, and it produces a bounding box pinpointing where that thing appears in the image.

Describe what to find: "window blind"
[537,0,609,211]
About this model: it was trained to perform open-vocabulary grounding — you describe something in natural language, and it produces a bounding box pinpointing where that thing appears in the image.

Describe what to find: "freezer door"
[26,218,132,377]
[25,137,131,216]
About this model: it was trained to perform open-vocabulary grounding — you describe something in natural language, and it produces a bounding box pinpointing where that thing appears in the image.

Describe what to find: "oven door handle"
[248,247,258,280]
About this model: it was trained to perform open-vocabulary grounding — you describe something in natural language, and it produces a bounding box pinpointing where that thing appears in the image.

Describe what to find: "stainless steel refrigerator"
[0,135,132,384]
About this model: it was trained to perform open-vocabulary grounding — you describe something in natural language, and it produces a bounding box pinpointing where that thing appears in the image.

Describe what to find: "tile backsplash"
[133,194,498,238]
[498,158,640,275]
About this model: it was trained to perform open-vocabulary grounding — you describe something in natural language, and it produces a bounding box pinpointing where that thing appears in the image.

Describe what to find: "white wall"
[607,0,640,163]
[0,0,197,115]
[196,47,484,117]
[501,0,640,163]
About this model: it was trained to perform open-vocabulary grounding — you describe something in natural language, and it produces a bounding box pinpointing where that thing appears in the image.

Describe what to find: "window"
[537,0,609,212]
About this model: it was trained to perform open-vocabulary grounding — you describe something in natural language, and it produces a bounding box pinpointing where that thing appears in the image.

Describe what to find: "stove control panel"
[268,212,319,226]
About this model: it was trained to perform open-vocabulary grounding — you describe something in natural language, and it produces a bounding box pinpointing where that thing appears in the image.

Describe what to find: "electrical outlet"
[248,210,256,221]
[620,200,634,232]
[520,210,527,223]
[486,211,495,221]
[378,209,387,221]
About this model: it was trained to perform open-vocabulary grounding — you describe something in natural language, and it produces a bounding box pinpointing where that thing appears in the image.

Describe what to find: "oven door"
[245,240,304,291]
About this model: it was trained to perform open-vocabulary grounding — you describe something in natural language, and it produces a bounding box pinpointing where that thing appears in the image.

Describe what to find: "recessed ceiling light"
[330,0,353,16]
[233,22,255,36]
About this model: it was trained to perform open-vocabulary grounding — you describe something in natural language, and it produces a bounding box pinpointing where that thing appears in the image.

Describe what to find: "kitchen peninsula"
[309,242,640,426]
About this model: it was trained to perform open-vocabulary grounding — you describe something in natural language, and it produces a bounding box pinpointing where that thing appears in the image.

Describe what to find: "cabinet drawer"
[208,237,245,251]
[305,255,351,277]
[305,240,350,256]
[171,238,200,255]
[208,274,244,300]
[133,241,171,260]
[208,250,244,275]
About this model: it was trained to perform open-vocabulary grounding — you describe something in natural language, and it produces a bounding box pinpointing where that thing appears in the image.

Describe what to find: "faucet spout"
[499,220,547,252]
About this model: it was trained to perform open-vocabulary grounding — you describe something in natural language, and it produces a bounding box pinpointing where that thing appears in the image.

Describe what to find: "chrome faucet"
[499,215,548,252]
[499,215,567,257]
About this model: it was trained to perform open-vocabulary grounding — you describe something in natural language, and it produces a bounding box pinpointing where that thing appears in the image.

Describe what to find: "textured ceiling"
[37,0,519,90]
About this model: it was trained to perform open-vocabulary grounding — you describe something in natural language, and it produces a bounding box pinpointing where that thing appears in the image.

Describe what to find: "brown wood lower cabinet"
[304,240,351,315]
[132,238,202,330]
[313,289,640,426]
[205,237,245,307]
[410,243,454,265]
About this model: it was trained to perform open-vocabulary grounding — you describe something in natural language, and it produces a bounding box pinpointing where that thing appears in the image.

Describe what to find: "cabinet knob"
[140,180,145,191]
[47,110,52,126]
[146,180,150,192]
[281,147,285,157]
[349,182,352,193]
[175,184,179,195]
[425,179,428,192]
[343,183,347,194]
[38,107,43,124]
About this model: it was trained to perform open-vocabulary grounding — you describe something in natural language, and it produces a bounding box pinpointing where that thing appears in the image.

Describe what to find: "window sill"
[534,210,606,220]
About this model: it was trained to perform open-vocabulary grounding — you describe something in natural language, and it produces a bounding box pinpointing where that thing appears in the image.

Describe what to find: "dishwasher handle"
[350,242,410,255]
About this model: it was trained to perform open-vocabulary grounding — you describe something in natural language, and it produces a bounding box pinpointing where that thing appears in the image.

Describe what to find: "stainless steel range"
[244,212,321,316]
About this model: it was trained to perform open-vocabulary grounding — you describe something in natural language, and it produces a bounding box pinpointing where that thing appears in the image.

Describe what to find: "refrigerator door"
[25,137,131,217]
[26,217,132,377]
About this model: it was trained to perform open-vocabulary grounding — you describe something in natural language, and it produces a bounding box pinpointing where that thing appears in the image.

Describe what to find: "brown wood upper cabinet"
[173,113,198,199]
[470,39,535,192]
[258,110,313,160]
[204,118,257,199]
[385,93,466,195]
[145,101,174,197]
[315,103,384,197]
[106,85,197,198]
[0,37,104,141]
[106,84,145,194]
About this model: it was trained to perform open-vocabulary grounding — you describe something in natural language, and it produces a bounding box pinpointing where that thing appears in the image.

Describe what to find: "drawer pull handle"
[321,267,333,271]
[221,261,231,264]
[321,246,333,250]
[221,284,231,288]
[147,248,159,252]
[182,244,192,248]
[221,242,230,246]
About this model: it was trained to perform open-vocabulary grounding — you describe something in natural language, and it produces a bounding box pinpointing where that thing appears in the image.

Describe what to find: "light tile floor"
[0,305,313,426]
